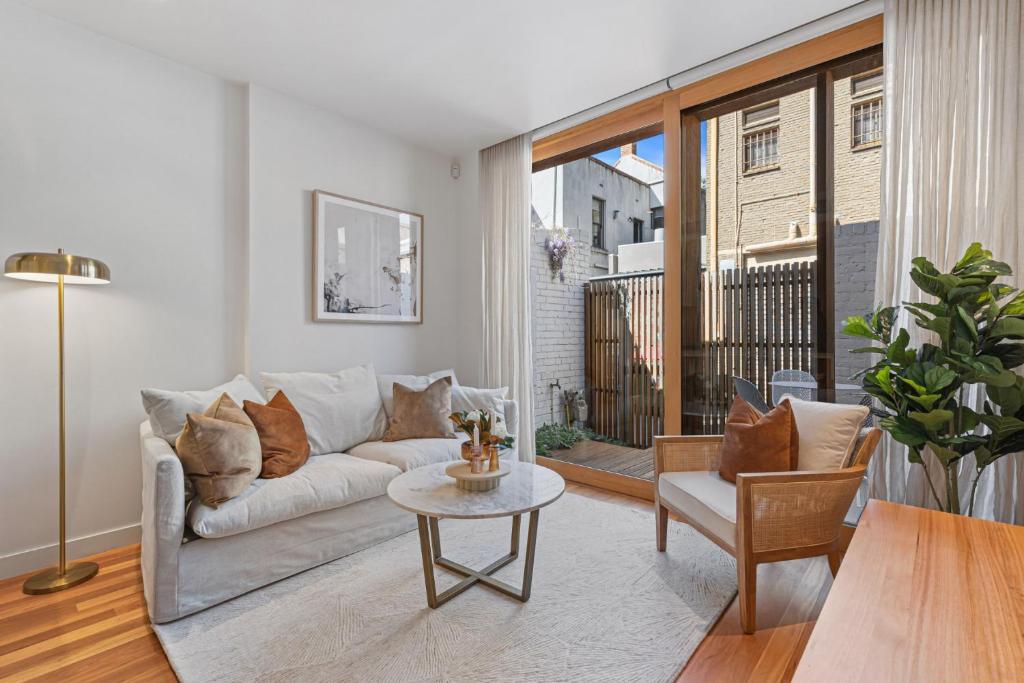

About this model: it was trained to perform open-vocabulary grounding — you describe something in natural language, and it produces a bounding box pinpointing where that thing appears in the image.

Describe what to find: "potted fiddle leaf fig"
[843,243,1024,516]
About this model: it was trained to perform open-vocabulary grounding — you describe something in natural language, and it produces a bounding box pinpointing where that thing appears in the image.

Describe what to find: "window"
[743,101,779,128]
[851,98,882,148]
[631,217,644,243]
[651,206,664,231]
[852,70,883,97]
[591,197,605,249]
[743,127,779,172]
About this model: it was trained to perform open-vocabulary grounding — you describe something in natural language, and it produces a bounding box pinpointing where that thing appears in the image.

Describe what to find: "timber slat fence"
[584,262,817,446]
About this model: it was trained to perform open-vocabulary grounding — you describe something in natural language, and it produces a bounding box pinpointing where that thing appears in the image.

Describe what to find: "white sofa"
[140,399,518,623]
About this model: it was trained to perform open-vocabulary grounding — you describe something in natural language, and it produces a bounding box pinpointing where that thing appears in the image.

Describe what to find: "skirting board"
[0,523,141,580]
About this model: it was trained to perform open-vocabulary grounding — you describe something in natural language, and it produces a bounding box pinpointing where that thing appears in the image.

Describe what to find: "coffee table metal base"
[416,511,539,608]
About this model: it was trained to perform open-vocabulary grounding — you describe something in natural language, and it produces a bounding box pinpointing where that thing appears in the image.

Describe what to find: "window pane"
[696,86,817,434]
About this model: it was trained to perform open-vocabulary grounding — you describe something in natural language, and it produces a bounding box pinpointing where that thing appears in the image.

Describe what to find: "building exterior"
[705,68,883,270]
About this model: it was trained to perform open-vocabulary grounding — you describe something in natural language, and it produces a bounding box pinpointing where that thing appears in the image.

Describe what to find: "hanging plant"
[544,227,574,283]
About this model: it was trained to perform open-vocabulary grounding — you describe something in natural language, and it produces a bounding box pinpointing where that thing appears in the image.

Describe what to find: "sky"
[591,122,707,174]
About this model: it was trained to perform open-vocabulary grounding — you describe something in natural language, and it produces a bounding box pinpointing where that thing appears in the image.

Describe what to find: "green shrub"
[534,423,626,456]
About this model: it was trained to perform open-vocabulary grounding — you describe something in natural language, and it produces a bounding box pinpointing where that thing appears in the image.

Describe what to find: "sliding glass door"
[681,47,882,433]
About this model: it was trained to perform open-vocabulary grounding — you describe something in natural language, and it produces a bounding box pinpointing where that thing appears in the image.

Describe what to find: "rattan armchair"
[654,428,881,633]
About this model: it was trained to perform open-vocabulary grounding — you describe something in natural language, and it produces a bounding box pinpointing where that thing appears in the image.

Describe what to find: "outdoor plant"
[544,227,574,283]
[534,422,625,456]
[843,243,1024,515]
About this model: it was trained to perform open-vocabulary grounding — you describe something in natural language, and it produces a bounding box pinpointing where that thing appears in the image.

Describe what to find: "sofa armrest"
[654,435,723,475]
[735,465,866,556]
[139,421,185,622]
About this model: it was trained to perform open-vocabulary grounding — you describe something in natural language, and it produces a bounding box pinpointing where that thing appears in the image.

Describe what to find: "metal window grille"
[743,127,779,171]
[851,98,882,147]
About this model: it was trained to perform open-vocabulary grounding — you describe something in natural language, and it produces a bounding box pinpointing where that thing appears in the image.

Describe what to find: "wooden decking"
[546,439,655,480]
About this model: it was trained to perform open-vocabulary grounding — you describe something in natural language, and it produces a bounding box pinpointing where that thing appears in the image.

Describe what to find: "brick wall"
[833,220,879,384]
[530,227,597,426]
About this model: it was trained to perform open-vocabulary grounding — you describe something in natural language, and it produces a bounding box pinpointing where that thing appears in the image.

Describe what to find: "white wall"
[247,86,463,378]
[0,2,476,578]
[0,1,246,576]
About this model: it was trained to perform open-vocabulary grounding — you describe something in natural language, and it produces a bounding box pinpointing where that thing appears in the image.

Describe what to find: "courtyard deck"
[547,439,655,481]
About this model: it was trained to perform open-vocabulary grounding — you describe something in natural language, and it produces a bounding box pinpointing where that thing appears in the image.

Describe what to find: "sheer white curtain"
[480,134,536,462]
[869,0,1024,522]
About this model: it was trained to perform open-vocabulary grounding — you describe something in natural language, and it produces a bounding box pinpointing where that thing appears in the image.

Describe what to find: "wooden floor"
[0,483,830,682]
[548,439,656,480]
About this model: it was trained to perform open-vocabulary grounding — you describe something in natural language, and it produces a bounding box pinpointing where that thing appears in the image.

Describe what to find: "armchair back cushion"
[719,397,799,483]
[783,396,869,470]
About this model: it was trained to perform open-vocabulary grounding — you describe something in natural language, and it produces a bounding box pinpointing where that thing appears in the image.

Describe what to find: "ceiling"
[22,0,862,155]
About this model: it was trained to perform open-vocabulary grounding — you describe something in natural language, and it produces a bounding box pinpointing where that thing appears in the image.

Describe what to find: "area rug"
[153,492,736,683]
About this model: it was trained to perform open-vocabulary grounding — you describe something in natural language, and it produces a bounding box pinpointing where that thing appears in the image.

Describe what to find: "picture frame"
[312,190,423,324]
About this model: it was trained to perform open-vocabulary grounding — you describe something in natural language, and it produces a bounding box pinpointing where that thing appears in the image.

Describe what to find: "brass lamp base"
[22,561,98,595]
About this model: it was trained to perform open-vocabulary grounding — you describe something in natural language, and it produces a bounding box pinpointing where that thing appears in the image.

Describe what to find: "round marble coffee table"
[387,460,565,608]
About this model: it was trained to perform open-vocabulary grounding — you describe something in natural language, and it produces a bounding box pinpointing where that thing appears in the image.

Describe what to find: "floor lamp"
[4,249,110,595]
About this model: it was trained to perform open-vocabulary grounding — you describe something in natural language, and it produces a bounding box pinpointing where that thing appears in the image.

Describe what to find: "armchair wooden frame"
[654,429,881,633]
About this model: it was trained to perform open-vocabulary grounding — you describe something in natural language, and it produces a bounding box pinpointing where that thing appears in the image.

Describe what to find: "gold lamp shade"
[4,250,110,285]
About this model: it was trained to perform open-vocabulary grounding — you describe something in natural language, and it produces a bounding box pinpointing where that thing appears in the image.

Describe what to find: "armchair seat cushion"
[658,471,737,551]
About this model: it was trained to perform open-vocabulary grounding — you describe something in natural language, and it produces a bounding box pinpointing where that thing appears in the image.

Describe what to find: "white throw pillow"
[376,369,458,418]
[782,395,869,470]
[261,365,387,455]
[141,374,265,445]
[452,385,509,424]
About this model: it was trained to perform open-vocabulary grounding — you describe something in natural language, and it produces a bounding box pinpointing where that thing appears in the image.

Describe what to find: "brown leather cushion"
[243,391,311,478]
[175,394,261,507]
[382,376,457,441]
[718,397,799,483]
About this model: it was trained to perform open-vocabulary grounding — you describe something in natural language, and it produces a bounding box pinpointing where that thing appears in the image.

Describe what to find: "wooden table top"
[794,499,1024,682]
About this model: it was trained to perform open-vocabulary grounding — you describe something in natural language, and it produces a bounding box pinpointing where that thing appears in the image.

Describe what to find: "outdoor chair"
[770,368,817,405]
[654,416,881,633]
[731,376,770,413]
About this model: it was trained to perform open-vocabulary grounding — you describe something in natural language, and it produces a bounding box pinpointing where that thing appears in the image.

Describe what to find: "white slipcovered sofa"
[140,370,517,623]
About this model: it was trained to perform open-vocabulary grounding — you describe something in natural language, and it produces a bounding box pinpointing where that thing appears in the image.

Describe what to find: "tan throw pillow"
[175,393,261,507]
[382,377,457,441]
[243,391,311,478]
[718,397,799,484]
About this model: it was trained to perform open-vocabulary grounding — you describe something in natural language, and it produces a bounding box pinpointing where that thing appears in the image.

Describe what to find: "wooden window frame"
[531,14,882,456]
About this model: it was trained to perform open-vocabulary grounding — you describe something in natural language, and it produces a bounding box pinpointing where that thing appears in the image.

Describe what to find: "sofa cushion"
[175,394,262,507]
[383,377,458,441]
[346,434,471,471]
[781,396,869,470]
[658,471,737,551]
[377,369,458,418]
[243,391,311,478]
[141,374,265,444]
[188,453,401,538]
[451,385,508,423]
[261,365,388,455]
[719,397,798,483]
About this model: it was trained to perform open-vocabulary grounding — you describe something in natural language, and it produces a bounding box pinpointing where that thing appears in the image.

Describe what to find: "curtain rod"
[531,0,882,141]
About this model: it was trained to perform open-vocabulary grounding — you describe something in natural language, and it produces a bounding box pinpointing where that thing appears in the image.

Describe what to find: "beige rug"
[154,492,736,682]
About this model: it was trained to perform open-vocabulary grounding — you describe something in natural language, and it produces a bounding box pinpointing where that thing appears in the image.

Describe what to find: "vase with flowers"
[450,409,514,473]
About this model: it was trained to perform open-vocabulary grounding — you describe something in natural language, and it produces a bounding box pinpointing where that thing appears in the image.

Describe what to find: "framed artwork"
[312,190,423,323]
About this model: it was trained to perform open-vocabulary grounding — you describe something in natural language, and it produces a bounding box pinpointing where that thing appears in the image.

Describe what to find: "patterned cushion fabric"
[718,397,799,483]
[174,394,262,507]
[382,377,457,441]
[243,391,311,478]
